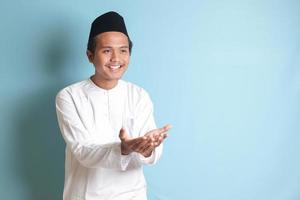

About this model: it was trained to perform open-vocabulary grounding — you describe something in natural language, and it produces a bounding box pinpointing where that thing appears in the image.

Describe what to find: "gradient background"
[1,0,299,199]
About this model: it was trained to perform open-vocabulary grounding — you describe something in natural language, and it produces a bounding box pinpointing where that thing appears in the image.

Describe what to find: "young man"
[55,11,171,200]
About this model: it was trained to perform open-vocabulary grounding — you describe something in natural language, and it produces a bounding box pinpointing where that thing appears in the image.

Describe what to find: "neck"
[91,75,118,90]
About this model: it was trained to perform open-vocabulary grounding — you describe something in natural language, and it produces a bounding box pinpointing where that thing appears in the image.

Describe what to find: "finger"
[119,128,130,141]
[163,124,173,131]
[153,137,163,147]
[151,132,167,143]
[159,124,172,134]
[139,132,169,155]
[154,133,169,147]
[152,124,173,135]
[160,132,168,139]
[145,129,162,139]
[135,134,159,153]
[140,135,157,152]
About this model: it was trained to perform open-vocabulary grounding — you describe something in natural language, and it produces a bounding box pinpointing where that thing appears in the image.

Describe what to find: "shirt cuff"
[137,149,156,165]
[118,145,132,171]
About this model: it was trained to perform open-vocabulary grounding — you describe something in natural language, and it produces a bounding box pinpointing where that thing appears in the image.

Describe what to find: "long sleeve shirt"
[55,78,163,200]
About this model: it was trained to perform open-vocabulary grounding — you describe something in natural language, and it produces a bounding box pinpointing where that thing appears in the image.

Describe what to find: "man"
[55,11,171,200]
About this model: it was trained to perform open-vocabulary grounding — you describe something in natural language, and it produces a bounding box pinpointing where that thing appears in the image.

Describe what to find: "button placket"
[107,90,111,123]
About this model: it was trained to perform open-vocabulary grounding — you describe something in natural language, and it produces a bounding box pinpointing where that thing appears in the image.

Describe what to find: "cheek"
[94,55,108,65]
[123,56,130,65]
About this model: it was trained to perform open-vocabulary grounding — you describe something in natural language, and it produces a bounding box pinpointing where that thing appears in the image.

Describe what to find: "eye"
[102,49,111,54]
[120,49,129,54]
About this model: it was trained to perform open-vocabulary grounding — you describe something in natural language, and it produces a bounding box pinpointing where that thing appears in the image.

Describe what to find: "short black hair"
[87,36,133,54]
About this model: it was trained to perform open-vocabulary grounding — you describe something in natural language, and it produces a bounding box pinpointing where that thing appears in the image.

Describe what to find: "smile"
[107,65,122,71]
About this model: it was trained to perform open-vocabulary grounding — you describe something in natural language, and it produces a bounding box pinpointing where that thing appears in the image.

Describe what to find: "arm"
[131,90,166,165]
[55,90,131,170]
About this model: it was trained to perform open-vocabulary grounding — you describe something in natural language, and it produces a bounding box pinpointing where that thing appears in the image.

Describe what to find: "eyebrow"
[100,45,129,49]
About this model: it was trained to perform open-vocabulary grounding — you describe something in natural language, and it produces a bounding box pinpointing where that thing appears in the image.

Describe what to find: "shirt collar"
[88,77,122,94]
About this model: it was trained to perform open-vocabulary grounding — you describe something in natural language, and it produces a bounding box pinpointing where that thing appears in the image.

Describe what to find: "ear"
[86,50,94,63]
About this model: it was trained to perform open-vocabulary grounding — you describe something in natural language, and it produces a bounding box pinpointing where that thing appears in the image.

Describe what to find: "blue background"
[1,0,299,199]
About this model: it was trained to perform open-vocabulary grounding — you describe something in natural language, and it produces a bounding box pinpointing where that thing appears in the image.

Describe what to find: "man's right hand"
[119,124,172,156]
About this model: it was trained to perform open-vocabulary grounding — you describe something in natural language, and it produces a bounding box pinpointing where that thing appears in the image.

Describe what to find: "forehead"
[95,31,129,47]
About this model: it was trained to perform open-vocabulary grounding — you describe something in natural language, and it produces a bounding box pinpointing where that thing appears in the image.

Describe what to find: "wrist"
[121,143,132,155]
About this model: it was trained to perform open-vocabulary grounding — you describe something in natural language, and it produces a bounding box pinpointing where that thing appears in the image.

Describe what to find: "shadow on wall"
[14,23,74,200]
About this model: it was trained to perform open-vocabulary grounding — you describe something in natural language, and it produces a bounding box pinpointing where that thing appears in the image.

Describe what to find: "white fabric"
[55,78,163,200]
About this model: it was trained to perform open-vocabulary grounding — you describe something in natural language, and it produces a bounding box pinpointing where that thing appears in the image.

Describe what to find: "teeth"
[109,65,121,70]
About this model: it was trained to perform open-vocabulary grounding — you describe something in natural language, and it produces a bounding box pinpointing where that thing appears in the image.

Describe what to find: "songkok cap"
[88,11,130,45]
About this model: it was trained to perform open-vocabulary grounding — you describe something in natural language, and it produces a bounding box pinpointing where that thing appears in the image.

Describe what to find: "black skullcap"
[88,11,130,45]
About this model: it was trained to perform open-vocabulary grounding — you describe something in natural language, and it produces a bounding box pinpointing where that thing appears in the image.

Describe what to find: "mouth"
[107,64,122,71]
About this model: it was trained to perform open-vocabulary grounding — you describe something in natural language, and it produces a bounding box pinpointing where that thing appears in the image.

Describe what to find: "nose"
[110,49,120,62]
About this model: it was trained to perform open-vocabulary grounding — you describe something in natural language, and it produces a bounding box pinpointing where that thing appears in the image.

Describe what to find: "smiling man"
[55,11,171,200]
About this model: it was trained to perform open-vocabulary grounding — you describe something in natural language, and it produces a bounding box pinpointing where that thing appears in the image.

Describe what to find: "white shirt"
[55,78,163,200]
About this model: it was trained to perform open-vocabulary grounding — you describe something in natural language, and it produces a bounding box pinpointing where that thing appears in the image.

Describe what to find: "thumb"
[119,128,129,140]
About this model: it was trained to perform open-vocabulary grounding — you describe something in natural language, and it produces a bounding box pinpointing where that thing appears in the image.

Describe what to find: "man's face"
[87,31,130,83]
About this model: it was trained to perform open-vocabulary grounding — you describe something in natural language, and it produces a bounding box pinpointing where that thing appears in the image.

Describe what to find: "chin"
[110,72,125,79]
[108,75,123,81]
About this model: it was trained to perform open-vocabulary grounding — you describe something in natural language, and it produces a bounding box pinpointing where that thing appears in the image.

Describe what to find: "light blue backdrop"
[1,0,299,199]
